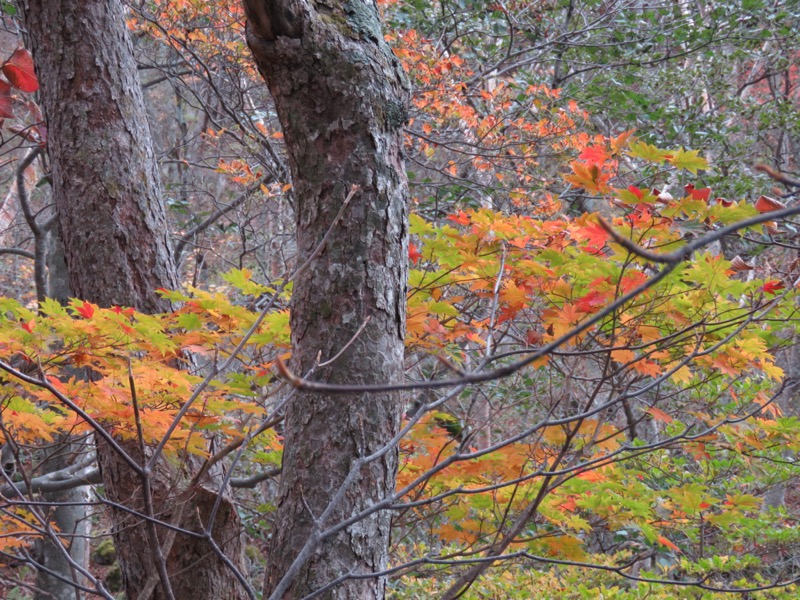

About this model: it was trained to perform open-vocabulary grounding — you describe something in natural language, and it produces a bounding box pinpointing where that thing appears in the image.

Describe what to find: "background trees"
[0,0,799,599]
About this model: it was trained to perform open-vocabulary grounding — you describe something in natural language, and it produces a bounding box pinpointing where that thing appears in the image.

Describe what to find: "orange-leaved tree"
[0,0,798,599]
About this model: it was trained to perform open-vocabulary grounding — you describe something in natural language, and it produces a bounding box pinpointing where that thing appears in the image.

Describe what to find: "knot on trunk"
[243,0,302,40]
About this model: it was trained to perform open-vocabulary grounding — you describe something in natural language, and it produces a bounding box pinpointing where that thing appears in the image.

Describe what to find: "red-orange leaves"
[572,220,610,254]
[2,48,38,93]
[684,183,711,203]
[657,535,681,553]
[574,290,608,314]
[761,280,785,295]
[754,195,786,213]
[74,300,96,319]
[408,242,422,265]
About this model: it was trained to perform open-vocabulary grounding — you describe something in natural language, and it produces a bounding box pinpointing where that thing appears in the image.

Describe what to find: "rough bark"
[20,1,246,598]
[243,1,409,598]
[20,0,175,311]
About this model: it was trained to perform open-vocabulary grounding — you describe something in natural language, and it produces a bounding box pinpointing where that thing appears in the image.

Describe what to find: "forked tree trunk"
[243,1,409,598]
[20,0,246,598]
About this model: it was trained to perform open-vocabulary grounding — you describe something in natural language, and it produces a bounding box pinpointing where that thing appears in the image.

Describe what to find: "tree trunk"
[243,1,409,598]
[33,437,91,600]
[20,1,246,598]
[34,222,92,600]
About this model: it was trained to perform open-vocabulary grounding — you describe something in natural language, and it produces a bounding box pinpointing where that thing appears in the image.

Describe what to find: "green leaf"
[627,141,673,163]
[668,148,708,174]
[177,312,203,331]
[222,268,268,297]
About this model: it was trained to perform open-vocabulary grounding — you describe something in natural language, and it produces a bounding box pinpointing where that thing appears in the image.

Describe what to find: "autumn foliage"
[1,0,800,598]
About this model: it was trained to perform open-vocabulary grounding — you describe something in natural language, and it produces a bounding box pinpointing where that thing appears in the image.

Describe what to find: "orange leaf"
[576,469,605,482]
[657,535,680,553]
[754,195,785,213]
[20,318,35,333]
[647,406,673,424]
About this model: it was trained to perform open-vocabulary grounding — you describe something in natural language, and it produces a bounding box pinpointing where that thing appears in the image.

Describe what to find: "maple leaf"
[647,406,673,424]
[574,221,609,253]
[611,349,635,364]
[578,145,608,166]
[20,318,35,333]
[627,140,673,163]
[627,185,643,199]
[574,290,607,313]
[408,243,422,265]
[683,183,711,202]
[448,210,470,226]
[501,280,527,310]
[576,470,605,482]
[668,148,708,174]
[563,160,611,194]
[761,280,784,295]
[75,300,95,319]
[633,360,662,378]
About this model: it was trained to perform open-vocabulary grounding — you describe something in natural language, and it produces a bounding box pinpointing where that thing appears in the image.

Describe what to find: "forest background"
[0,0,799,599]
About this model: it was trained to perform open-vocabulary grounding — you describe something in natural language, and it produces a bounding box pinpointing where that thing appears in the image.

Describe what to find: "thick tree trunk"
[243,1,409,598]
[20,1,246,598]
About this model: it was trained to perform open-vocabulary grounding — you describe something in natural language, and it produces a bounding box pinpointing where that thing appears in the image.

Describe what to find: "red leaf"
[408,243,422,265]
[761,280,785,295]
[685,185,711,202]
[578,145,608,166]
[2,48,38,92]
[448,210,470,226]
[20,318,35,333]
[76,300,95,319]
[754,195,786,213]
[525,329,543,345]
[0,80,12,119]
[575,290,606,314]
[627,185,643,200]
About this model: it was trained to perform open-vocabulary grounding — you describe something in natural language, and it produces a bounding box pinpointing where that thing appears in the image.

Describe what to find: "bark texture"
[243,1,409,598]
[21,1,246,598]
[21,0,175,312]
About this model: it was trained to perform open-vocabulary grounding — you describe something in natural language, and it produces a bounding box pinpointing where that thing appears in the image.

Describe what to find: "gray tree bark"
[20,0,246,598]
[32,437,91,600]
[243,1,410,598]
